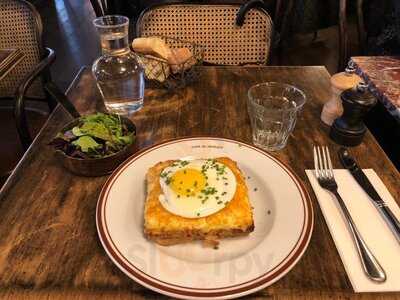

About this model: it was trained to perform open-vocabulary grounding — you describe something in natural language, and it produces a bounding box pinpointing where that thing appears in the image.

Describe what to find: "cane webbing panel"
[0,0,44,98]
[137,5,273,65]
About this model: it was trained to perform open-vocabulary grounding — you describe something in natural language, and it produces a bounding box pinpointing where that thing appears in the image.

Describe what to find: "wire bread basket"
[135,36,204,89]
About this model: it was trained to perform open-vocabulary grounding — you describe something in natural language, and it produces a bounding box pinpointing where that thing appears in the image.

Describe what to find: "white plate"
[96,137,313,299]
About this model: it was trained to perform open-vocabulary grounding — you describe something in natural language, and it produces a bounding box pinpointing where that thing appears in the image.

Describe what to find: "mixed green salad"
[50,113,135,159]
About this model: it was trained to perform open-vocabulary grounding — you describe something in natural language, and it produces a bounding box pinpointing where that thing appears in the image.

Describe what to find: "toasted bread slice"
[143,157,254,246]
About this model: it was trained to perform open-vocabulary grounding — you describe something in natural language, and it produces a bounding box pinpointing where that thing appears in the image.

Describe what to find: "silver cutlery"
[339,147,400,244]
[313,145,386,283]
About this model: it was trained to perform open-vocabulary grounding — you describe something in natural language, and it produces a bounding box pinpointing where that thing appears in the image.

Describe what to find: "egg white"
[159,159,237,218]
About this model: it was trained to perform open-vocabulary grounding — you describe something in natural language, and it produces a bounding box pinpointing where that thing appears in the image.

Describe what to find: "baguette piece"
[143,157,254,246]
[132,37,172,61]
[168,48,196,74]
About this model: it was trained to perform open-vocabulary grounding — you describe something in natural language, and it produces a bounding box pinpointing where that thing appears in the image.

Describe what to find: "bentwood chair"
[339,0,366,70]
[136,1,274,65]
[89,0,111,17]
[89,0,139,18]
[0,0,79,151]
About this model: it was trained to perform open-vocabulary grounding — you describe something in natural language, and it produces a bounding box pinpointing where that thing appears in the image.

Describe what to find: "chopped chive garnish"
[180,160,189,167]
[201,187,217,195]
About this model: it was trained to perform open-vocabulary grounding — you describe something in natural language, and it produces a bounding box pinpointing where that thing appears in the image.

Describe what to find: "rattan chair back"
[0,0,45,98]
[136,4,273,65]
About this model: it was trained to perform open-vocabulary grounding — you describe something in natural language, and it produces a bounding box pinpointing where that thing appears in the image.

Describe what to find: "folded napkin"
[306,169,400,292]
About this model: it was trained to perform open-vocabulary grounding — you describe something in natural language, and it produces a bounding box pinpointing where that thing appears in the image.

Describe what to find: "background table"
[351,56,400,170]
[352,56,400,120]
[0,66,399,299]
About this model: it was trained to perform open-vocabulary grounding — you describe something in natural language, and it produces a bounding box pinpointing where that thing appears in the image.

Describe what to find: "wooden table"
[0,66,399,299]
[0,49,24,81]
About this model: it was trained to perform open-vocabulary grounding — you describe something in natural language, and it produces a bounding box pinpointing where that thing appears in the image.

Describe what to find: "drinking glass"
[92,15,144,116]
[247,82,306,151]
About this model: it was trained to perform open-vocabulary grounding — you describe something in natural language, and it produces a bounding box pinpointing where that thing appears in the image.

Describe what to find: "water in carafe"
[92,16,144,116]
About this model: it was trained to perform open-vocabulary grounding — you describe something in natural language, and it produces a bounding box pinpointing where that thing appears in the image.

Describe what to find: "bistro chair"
[89,0,139,18]
[136,1,274,65]
[0,0,79,152]
[339,0,366,69]
[89,0,110,17]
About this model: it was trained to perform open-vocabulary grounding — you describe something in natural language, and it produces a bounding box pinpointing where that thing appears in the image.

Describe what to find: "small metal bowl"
[53,116,137,177]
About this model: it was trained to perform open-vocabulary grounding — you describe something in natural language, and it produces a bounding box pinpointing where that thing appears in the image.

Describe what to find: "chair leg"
[357,0,366,54]
[45,82,81,119]
[312,31,318,42]
[46,88,58,112]
[14,94,32,150]
[338,0,348,71]
[278,0,295,58]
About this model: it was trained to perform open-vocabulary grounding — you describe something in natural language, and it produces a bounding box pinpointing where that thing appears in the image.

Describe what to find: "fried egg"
[159,159,237,218]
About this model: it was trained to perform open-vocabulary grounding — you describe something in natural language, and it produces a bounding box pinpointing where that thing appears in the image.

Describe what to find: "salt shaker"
[321,64,362,126]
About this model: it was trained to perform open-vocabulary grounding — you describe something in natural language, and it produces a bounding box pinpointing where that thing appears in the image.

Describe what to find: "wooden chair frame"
[1,0,79,150]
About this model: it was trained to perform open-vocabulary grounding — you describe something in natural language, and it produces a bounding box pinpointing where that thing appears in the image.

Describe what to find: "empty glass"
[92,15,144,116]
[247,82,306,151]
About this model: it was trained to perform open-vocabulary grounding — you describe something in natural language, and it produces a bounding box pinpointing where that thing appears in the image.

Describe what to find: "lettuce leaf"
[72,136,101,152]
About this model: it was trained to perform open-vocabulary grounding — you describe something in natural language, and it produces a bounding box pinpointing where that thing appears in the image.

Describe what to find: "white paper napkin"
[306,169,400,292]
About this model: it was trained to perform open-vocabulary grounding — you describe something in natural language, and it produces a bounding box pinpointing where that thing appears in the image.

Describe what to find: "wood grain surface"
[0,66,399,299]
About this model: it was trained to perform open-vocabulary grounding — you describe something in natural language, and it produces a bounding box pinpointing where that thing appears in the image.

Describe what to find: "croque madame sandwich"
[143,157,254,246]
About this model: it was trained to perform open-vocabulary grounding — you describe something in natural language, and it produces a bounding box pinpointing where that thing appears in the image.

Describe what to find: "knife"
[338,147,400,244]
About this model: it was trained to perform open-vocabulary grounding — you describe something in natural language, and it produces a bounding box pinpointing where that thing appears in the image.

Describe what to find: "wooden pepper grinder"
[321,63,362,126]
[329,82,377,146]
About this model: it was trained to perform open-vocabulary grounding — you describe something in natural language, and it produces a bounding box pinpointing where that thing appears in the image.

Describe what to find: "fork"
[313,146,386,283]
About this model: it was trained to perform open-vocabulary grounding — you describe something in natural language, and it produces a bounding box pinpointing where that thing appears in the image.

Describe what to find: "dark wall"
[364,0,400,55]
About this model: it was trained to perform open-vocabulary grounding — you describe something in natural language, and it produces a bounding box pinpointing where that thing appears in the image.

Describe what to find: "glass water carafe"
[92,15,144,115]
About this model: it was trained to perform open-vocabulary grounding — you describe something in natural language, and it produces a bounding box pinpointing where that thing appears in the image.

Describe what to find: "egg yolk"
[170,168,206,196]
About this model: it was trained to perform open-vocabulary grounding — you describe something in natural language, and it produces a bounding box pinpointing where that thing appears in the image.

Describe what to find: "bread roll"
[168,48,196,74]
[132,37,172,61]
